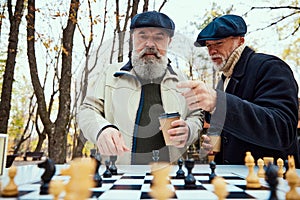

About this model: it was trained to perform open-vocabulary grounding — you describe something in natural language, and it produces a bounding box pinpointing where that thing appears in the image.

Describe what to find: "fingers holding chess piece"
[1,166,18,197]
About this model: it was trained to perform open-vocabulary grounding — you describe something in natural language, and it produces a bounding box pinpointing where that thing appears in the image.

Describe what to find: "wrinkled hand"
[97,127,130,156]
[177,80,217,112]
[201,134,213,154]
[167,119,189,148]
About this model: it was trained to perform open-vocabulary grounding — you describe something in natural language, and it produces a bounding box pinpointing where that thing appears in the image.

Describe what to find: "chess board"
[0,164,299,199]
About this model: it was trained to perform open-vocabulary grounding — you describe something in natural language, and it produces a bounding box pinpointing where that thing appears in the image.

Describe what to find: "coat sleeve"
[77,70,114,144]
[185,109,204,146]
[210,58,298,151]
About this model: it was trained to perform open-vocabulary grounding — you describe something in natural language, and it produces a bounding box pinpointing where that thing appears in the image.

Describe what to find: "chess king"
[77,11,204,164]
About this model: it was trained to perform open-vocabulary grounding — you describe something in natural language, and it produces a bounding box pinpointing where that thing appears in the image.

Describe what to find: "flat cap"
[194,14,247,47]
[130,11,175,37]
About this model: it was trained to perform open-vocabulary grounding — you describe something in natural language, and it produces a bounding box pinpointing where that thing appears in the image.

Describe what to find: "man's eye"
[140,35,148,40]
[154,36,163,41]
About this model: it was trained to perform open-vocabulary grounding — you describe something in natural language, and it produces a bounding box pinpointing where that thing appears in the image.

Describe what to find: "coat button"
[223,136,228,144]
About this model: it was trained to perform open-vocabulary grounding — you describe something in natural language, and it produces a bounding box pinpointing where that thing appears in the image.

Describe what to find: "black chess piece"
[176,158,185,179]
[283,159,289,179]
[152,150,159,162]
[265,163,279,200]
[184,158,196,188]
[38,158,56,195]
[209,161,217,183]
[90,152,102,187]
[103,160,112,178]
[109,155,118,175]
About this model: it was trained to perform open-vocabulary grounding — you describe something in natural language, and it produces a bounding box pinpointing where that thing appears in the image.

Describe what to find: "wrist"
[96,125,119,140]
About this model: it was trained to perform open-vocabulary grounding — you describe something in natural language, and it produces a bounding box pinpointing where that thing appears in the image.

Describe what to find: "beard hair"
[211,54,226,71]
[131,47,168,82]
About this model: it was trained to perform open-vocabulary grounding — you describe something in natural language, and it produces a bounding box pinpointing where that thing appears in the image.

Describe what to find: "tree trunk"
[34,130,46,152]
[0,0,25,134]
[50,0,79,163]
[72,131,86,158]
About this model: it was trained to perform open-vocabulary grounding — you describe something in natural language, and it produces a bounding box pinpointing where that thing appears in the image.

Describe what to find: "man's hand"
[97,127,130,156]
[167,119,189,148]
[177,80,217,112]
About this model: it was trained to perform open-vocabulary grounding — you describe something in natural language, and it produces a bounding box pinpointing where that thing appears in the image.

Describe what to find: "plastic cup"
[209,134,221,153]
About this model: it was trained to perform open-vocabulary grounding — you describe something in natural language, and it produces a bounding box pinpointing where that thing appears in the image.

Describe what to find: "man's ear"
[168,38,172,45]
[240,37,245,45]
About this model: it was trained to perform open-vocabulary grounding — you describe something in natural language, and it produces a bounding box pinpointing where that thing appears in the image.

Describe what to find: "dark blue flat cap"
[194,14,247,47]
[130,11,175,37]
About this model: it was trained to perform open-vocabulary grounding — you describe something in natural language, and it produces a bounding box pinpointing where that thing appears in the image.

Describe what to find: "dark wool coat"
[210,46,300,167]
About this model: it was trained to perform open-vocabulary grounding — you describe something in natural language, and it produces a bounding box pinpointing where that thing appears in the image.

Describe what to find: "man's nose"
[145,38,155,48]
[208,47,218,55]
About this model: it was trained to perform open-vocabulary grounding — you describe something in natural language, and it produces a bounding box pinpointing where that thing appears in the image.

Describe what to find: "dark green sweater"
[132,83,170,164]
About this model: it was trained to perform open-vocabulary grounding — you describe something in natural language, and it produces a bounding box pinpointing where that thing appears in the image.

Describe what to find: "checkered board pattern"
[0,171,293,200]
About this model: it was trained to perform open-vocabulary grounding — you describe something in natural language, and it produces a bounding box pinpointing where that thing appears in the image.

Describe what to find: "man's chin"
[213,63,224,71]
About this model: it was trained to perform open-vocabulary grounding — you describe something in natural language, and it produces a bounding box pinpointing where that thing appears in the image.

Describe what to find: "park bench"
[23,151,44,161]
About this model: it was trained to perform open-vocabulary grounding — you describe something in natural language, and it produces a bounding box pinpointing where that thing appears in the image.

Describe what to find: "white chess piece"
[1,166,18,197]
[244,152,261,189]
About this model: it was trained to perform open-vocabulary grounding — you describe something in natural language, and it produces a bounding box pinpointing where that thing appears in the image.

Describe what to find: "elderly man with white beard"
[77,11,204,164]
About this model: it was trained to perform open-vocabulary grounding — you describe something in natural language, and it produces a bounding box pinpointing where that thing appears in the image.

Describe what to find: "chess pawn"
[277,158,284,178]
[184,158,196,188]
[244,152,261,189]
[257,158,265,178]
[285,168,300,200]
[103,160,112,178]
[1,166,18,197]
[175,158,185,179]
[212,176,228,200]
[109,155,118,175]
[209,161,217,183]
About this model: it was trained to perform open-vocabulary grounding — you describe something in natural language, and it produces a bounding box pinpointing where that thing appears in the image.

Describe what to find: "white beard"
[131,47,168,82]
[211,54,226,71]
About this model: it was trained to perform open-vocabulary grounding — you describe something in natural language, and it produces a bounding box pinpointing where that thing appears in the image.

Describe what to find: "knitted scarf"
[221,44,246,78]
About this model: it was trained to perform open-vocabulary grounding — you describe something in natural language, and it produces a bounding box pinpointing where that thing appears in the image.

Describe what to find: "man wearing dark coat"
[177,14,300,167]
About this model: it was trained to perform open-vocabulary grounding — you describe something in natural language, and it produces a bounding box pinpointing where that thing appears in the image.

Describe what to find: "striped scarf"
[221,44,246,78]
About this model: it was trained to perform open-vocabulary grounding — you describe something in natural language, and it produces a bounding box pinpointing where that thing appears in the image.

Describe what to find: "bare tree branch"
[248,11,300,34]
[158,0,167,12]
